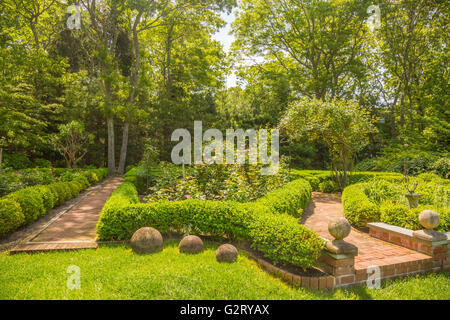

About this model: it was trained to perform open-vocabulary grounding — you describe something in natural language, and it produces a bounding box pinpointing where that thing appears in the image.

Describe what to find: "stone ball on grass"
[179,235,204,254]
[130,227,163,254]
[216,244,238,263]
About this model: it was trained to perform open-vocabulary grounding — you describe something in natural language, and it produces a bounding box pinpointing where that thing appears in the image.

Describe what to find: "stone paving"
[10,177,123,254]
[302,192,431,272]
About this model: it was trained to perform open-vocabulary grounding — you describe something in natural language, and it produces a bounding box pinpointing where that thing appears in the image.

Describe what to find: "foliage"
[432,157,450,179]
[342,184,380,227]
[342,175,450,231]
[280,98,376,189]
[50,121,93,168]
[144,161,290,202]
[0,198,24,237]
[5,187,45,224]
[1,153,33,170]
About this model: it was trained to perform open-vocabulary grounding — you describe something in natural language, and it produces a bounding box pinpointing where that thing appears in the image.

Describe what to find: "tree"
[232,0,371,100]
[50,121,93,168]
[279,98,376,188]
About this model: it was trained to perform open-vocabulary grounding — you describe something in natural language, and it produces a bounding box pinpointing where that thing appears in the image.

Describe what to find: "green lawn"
[0,240,449,300]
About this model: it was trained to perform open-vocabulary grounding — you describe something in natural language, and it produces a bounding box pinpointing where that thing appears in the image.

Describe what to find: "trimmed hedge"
[0,168,109,238]
[0,198,25,236]
[291,169,403,191]
[341,184,380,227]
[97,178,324,269]
[255,178,312,217]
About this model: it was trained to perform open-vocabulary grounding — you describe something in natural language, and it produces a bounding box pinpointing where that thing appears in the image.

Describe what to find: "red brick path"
[10,177,123,254]
[302,192,431,275]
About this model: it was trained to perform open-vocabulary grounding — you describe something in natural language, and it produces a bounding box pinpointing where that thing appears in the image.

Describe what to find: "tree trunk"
[107,116,116,175]
[118,122,129,175]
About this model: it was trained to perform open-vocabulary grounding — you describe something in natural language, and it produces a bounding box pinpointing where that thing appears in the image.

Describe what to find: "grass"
[0,240,449,300]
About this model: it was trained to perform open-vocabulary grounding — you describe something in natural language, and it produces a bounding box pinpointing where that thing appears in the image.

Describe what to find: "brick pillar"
[321,241,358,287]
[320,217,358,288]
[413,230,448,271]
[413,210,449,271]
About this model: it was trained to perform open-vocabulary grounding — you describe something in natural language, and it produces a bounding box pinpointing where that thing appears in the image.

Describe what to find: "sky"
[211,10,237,88]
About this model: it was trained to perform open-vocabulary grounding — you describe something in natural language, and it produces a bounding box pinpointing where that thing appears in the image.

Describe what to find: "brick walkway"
[302,192,431,273]
[10,177,123,254]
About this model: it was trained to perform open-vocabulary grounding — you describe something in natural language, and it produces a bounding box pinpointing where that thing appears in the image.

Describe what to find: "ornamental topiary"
[0,198,25,236]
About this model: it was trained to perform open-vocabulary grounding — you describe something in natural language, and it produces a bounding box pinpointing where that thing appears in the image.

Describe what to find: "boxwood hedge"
[97,178,325,269]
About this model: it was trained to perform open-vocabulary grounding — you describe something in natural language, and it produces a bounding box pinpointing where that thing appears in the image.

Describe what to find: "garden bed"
[97,167,324,270]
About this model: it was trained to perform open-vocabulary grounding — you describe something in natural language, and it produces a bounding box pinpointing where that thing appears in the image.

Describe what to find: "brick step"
[10,242,98,254]
[354,256,441,284]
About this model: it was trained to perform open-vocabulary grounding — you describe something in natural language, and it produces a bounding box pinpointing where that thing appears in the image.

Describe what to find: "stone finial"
[328,217,351,240]
[413,210,447,242]
[418,210,440,230]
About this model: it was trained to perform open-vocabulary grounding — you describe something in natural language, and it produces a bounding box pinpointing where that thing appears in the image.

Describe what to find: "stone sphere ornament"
[328,217,351,240]
[419,210,440,230]
[179,235,204,254]
[216,244,238,263]
[130,227,163,254]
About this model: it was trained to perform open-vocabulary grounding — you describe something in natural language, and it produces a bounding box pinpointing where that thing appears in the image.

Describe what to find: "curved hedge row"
[341,184,380,227]
[0,168,108,237]
[255,178,312,217]
[97,178,324,269]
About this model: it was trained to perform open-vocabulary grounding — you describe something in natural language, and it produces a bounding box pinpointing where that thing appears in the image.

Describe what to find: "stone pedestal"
[405,193,422,209]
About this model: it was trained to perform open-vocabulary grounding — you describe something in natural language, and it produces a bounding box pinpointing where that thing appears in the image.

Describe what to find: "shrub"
[34,158,52,168]
[73,175,91,189]
[68,181,83,196]
[318,180,339,193]
[101,182,139,212]
[342,183,380,227]
[6,187,45,224]
[82,170,99,184]
[0,198,25,236]
[432,157,450,179]
[379,201,419,230]
[123,168,138,187]
[2,153,33,169]
[48,182,72,205]
[97,179,324,269]
[354,158,378,171]
[255,178,311,217]
[32,185,55,212]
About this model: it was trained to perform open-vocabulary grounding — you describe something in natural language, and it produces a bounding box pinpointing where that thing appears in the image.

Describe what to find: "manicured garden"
[0,240,449,300]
